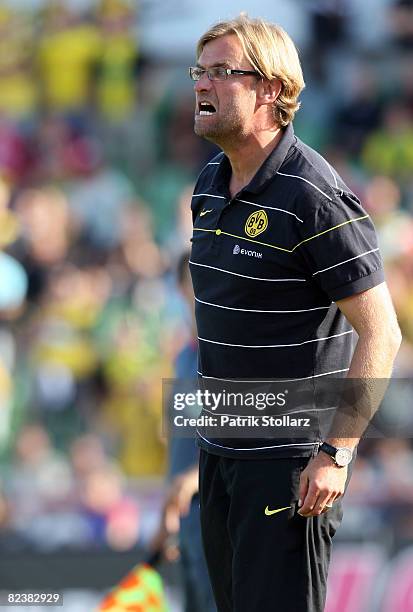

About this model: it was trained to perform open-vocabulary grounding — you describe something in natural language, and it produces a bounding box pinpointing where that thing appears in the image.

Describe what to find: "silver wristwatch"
[319,442,353,467]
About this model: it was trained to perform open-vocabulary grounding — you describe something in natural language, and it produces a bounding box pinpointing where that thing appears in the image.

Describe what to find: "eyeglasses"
[189,66,260,82]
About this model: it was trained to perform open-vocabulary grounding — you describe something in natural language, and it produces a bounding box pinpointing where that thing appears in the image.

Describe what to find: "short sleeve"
[296,192,385,301]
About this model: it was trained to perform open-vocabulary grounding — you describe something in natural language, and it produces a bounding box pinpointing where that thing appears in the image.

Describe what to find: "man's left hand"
[298,451,347,517]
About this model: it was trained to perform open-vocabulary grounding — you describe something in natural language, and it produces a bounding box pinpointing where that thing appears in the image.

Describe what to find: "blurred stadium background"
[0,0,413,610]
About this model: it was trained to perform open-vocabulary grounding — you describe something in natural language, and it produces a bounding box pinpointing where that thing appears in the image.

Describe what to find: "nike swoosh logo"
[264,505,291,516]
[200,209,213,216]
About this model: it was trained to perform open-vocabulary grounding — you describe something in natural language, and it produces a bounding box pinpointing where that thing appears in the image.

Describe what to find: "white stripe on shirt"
[202,406,337,419]
[312,248,380,276]
[192,193,225,200]
[196,431,319,452]
[235,198,304,222]
[277,171,333,202]
[195,296,331,313]
[198,330,353,349]
[189,260,307,282]
[197,368,350,383]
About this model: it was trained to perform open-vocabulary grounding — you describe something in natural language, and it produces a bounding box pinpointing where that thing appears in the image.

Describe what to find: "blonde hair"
[197,15,305,127]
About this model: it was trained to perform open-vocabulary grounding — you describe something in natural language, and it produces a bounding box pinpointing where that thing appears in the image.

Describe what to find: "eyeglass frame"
[189,66,260,82]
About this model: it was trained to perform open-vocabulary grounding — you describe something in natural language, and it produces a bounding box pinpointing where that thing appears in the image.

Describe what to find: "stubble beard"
[194,109,247,149]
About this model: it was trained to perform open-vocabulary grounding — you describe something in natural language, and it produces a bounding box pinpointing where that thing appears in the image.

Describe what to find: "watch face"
[336,448,352,467]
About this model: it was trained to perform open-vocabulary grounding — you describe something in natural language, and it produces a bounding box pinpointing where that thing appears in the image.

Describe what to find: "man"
[188,15,401,612]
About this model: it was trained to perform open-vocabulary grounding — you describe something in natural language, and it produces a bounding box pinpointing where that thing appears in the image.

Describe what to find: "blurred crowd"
[0,0,413,558]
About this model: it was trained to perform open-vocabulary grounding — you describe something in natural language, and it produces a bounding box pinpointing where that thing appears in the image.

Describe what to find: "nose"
[194,73,212,93]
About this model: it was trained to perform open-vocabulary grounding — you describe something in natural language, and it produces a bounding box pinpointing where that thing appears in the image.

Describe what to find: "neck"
[224,128,283,197]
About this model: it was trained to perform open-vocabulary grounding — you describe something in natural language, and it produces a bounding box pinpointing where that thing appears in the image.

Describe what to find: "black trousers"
[199,450,346,612]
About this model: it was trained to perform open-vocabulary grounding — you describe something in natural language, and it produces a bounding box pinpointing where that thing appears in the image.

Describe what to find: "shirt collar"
[210,122,295,197]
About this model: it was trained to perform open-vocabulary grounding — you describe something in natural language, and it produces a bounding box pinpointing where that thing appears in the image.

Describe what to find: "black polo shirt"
[189,123,384,458]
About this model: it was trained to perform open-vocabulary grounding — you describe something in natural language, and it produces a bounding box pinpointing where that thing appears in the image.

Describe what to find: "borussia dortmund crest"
[245,210,268,237]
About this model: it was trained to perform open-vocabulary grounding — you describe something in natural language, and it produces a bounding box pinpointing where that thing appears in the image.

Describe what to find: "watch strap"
[319,442,338,460]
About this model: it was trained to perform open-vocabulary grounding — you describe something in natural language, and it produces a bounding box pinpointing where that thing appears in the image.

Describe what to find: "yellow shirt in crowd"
[37,24,102,111]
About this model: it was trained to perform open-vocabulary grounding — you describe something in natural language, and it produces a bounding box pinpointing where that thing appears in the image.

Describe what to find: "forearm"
[326,328,401,449]
[300,284,401,516]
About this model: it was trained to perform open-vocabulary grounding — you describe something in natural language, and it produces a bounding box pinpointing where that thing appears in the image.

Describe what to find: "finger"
[312,491,332,515]
[177,487,193,516]
[298,470,309,510]
[298,483,319,516]
[321,489,340,513]
[165,504,180,533]
[321,502,334,514]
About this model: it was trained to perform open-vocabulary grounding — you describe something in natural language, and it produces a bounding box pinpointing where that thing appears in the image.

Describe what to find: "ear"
[256,78,282,107]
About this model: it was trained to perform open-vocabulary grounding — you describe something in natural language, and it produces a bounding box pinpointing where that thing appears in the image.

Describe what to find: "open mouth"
[198,101,216,116]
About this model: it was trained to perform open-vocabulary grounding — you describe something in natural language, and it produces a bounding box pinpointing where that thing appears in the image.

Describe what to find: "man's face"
[193,35,259,146]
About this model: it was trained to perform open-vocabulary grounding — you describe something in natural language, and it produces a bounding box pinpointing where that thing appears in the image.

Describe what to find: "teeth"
[200,111,214,116]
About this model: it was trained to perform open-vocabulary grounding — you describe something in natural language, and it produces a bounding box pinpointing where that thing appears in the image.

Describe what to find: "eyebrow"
[196,61,232,69]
